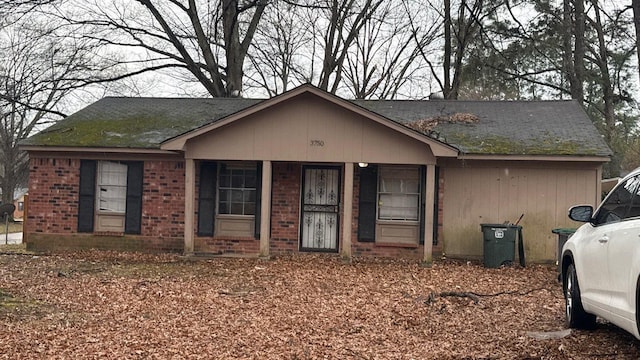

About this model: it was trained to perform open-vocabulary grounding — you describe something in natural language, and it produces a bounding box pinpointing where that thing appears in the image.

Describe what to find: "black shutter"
[198,162,217,236]
[78,160,96,233]
[125,161,144,234]
[419,165,426,245]
[357,165,377,242]
[254,162,263,239]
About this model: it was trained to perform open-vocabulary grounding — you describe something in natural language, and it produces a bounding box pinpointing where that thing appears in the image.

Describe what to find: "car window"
[593,176,640,226]
[628,176,640,219]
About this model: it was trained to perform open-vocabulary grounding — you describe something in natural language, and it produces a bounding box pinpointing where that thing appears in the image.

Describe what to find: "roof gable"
[160,85,458,157]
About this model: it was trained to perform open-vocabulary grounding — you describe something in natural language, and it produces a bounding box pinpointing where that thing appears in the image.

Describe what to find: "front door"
[301,166,340,252]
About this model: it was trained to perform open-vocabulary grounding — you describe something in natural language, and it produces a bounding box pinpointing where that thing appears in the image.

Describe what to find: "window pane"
[219,202,229,214]
[230,203,243,214]
[97,161,127,214]
[232,174,244,188]
[377,166,420,221]
[245,203,255,216]
[217,163,258,216]
[231,190,243,202]
[404,179,420,193]
[629,177,640,218]
[219,189,229,202]
[245,173,257,188]
[219,174,230,187]
[244,190,256,202]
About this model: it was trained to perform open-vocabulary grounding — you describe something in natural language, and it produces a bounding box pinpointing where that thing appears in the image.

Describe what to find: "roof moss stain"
[28,114,202,148]
[445,133,597,155]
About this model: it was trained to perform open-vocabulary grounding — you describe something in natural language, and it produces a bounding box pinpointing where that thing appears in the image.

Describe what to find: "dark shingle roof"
[22,95,611,157]
[354,99,611,156]
[21,97,262,148]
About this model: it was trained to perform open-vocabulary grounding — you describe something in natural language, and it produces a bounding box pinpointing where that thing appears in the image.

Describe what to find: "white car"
[561,167,640,339]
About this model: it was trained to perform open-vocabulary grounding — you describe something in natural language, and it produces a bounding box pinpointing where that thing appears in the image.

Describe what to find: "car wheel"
[565,263,596,329]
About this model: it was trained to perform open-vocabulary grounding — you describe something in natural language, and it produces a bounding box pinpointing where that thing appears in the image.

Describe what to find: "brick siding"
[26,156,185,252]
[26,156,444,259]
[270,162,301,253]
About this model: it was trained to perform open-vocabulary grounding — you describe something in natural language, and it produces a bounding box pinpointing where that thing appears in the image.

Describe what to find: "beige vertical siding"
[186,94,437,165]
[441,160,601,262]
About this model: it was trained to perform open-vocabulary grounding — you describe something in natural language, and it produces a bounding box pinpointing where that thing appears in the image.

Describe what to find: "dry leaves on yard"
[1,251,639,359]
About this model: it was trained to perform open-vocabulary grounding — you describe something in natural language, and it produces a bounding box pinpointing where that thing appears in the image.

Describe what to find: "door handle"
[599,236,609,244]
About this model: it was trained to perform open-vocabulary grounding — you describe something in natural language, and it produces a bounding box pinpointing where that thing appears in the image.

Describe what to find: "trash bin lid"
[551,228,576,235]
[481,223,522,229]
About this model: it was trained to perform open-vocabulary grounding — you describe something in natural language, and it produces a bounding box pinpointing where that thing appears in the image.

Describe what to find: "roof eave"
[20,145,179,155]
[458,153,611,162]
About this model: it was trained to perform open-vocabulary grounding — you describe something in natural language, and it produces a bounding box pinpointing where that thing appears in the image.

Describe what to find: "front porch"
[183,161,439,262]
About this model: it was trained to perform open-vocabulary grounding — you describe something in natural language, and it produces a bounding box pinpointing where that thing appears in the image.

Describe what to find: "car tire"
[565,263,596,329]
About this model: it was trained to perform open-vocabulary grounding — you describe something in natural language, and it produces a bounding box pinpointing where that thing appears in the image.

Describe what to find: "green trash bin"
[481,224,521,268]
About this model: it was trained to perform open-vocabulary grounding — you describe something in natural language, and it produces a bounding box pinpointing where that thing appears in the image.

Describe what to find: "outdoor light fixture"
[358,162,368,168]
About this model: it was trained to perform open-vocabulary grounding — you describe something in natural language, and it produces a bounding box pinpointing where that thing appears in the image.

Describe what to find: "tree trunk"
[592,0,618,175]
[444,0,451,98]
[573,0,585,103]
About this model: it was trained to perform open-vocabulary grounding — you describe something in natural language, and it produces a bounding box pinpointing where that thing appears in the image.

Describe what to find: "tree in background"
[3,0,640,178]
[0,2,126,205]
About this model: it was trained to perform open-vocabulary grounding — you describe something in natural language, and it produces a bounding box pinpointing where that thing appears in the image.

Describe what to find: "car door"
[606,176,640,321]
[574,221,611,310]
[578,176,637,312]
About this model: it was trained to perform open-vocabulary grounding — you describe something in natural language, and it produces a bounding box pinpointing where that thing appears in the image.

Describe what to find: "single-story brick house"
[20,85,611,263]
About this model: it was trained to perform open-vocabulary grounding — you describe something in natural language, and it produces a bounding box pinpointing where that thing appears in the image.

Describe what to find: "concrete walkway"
[1,232,22,245]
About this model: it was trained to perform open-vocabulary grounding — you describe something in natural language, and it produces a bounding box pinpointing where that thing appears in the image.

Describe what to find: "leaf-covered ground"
[1,250,639,359]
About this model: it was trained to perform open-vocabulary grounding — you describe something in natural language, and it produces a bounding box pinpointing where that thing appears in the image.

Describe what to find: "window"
[96,161,128,213]
[378,166,420,221]
[594,176,640,225]
[218,165,256,216]
[78,160,143,234]
[197,161,262,238]
[17,202,23,212]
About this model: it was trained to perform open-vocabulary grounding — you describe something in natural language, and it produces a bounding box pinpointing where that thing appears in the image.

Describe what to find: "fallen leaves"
[0,251,638,359]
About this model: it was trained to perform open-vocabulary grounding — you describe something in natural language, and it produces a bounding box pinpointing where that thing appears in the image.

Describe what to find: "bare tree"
[303,0,383,94]
[0,8,120,204]
[342,1,434,99]
[245,1,309,96]
[56,0,267,97]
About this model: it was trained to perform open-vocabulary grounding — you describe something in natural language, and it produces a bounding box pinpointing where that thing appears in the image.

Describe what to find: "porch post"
[184,158,195,255]
[259,160,272,258]
[422,164,436,265]
[341,162,354,260]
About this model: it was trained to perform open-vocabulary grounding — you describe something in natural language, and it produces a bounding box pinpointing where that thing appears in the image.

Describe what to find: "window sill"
[211,236,258,241]
[374,242,419,249]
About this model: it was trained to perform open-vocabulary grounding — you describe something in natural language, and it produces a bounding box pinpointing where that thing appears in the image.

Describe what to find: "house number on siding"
[310,140,325,146]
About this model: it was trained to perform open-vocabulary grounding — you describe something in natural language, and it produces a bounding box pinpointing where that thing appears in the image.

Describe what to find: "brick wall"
[26,156,185,252]
[270,162,301,253]
[28,158,80,234]
[142,161,186,238]
[26,156,444,258]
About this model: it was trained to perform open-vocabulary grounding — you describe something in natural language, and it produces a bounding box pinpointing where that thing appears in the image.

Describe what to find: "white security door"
[301,167,340,252]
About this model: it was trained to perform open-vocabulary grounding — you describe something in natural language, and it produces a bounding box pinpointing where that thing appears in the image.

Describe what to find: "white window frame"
[217,162,257,217]
[377,166,420,222]
[96,161,128,214]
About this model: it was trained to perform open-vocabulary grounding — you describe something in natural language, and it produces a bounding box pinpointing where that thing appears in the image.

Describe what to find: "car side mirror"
[568,205,593,222]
